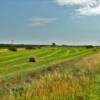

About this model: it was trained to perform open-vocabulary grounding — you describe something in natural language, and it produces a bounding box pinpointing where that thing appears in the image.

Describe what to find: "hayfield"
[0,46,99,100]
[0,47,93,80]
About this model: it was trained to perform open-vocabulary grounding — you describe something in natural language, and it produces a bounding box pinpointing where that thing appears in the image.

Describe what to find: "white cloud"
[77,5,100,15]
[31,17,57,27]
[55,0,100,15]
[55,0,97,6]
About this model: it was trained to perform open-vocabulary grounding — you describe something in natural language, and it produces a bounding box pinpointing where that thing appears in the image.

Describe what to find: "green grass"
[0,46,99,100]
[0,47,94,80]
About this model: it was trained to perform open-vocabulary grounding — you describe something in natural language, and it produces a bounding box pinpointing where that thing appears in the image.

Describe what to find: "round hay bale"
[29,57,36,62]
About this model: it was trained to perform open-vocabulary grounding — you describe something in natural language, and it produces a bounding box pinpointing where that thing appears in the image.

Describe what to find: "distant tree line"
[0,43,98,50]
[0,44,49,49]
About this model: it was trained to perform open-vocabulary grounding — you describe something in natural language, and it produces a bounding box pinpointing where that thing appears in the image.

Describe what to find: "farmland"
[0,46,100,100]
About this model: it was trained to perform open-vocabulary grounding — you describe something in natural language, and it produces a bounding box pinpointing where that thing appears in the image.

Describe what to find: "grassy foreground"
[0,47,100,100]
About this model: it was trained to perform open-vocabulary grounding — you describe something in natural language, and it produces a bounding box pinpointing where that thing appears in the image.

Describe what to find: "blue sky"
[0,0,100,45]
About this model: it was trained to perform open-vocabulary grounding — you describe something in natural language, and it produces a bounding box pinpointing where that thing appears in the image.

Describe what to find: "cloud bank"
[31,17,57,27]
[55,0,100,15]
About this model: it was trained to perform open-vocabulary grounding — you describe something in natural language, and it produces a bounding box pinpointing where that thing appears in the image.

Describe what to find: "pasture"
[0,46,99,100]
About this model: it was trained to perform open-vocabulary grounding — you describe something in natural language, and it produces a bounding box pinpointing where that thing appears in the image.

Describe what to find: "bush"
[85,45,94,49]
[8,47,17,51]
[25,46,35,50]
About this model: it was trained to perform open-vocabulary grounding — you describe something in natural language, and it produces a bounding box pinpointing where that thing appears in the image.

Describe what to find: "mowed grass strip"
[0,47,94,80]
[0,47,61,73]
[0,49,48,62]
[0,49,54,64]
[0,48,92,79]
[0,48,64,74]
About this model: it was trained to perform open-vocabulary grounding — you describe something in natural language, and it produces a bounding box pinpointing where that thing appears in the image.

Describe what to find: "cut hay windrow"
[0,47,95,81]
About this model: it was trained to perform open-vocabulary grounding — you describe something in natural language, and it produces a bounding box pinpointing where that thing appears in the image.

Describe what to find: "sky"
[0,0,100,45]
